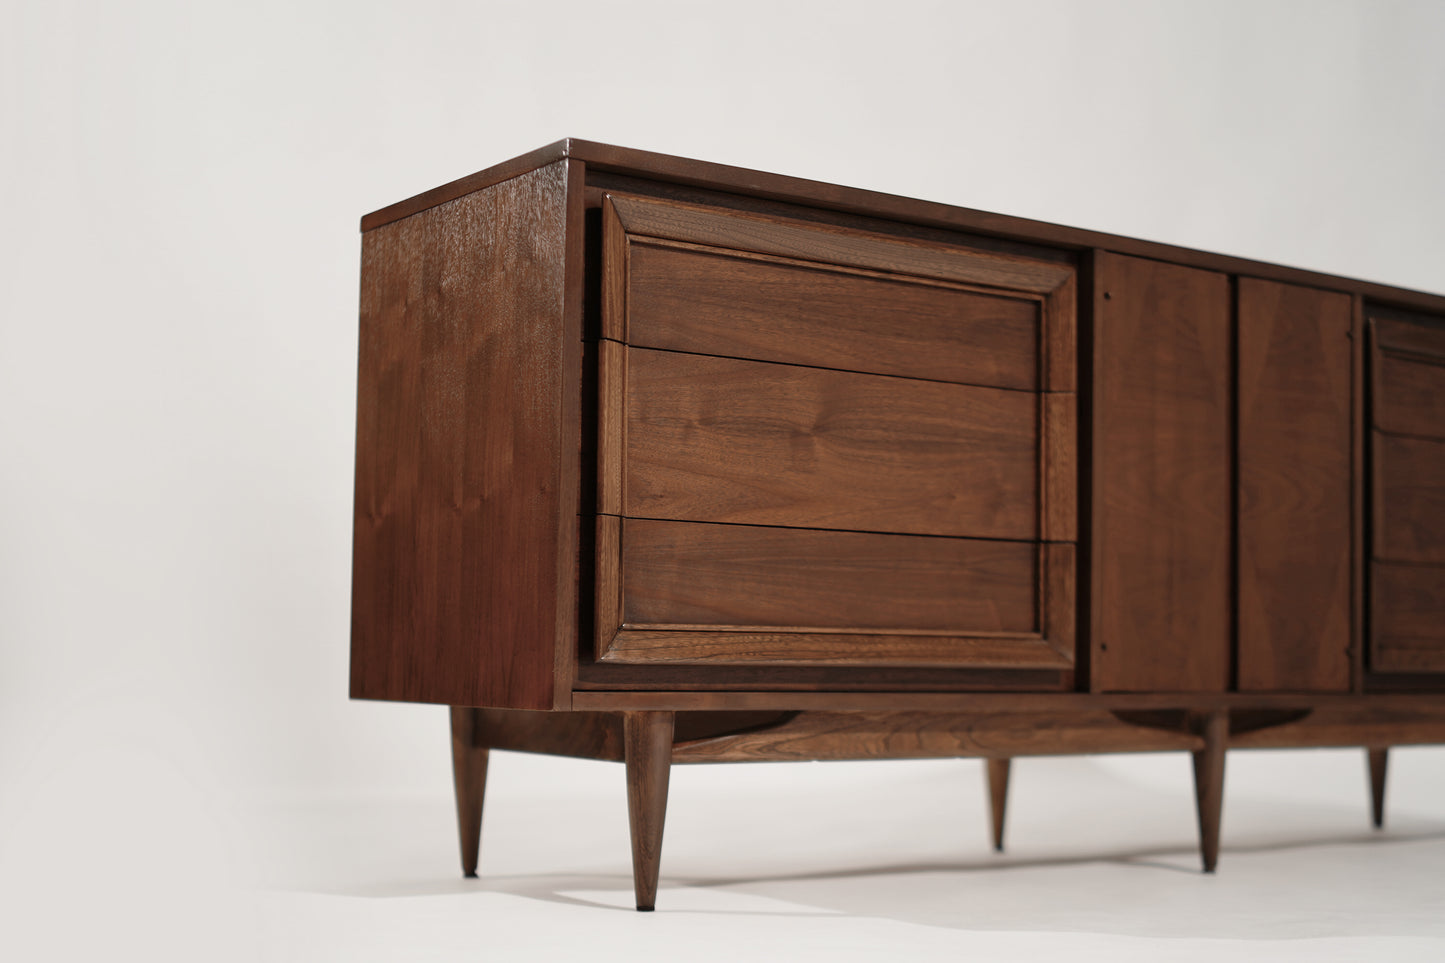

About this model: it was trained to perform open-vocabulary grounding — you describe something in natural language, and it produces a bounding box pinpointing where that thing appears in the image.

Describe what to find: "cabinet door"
[1370,312,1445,674]
[594,194,1077,669]
[1237,279,1352,691]
[1091,253,1231,692]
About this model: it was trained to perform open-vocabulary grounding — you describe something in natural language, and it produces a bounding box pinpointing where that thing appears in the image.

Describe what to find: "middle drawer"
[603,343,1041,540]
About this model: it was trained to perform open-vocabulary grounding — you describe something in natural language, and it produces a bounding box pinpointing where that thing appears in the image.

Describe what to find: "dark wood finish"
[668,710,1201,763]
[573,689,1445,713]
[1352,296,1367,693]
[351,162,578,709]
[353,145,1445,910]
[1368,748,1388,829]
[1374,314,1445,357]
[986,758,1011,852]
[1227,702,1445,748]
[619,348,1040,539]
[1372,434,1445,563]
[1368,310,1445,679]
[1237,279,1352,692]
[623,240,1042,389]
[1371,563,1445,672]
[364,140,1445,318]
[604,192,1077,302]
[1091,253,1232,693]
[574,661,1071,692]
[467,708,624,762]
[624,711,674,911]
[619,519,1037,633]
[1043,392,1078,542]
[602,519,1073,669]
[449,708,489,878]
[1374,353,1445,438]
[1192,710,1228,873]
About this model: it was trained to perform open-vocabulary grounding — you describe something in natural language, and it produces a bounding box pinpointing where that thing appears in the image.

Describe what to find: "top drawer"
[601,194,1076,392]
[1373,316,1445,439]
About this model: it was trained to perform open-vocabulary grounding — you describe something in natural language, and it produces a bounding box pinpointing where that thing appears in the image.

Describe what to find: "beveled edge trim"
[598,628,1073,670]
[596,339,626,516]
[595,528,1078,670]
[605,192,1074,295]
[1042,395,1078,542]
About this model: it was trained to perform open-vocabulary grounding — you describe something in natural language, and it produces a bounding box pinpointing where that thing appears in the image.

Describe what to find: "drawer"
[1374,352,1445,439]
[1372,315,1445,440]
[601,193,1076,392]
[1372,562,1445,673]
[1373,433,1445,564]
[595,516,1074,668]
[611,345,1064,540]
[625,239,1040,389]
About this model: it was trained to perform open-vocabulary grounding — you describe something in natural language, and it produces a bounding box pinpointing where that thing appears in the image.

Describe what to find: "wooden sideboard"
[350,140,1445,910]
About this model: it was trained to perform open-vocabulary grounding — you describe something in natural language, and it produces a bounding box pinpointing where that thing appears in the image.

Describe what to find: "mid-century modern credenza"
[350,140,1445,910]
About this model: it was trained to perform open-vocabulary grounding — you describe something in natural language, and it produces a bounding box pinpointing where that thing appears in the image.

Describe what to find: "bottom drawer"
[594,516,1074,669]
[1373,562,1445,673]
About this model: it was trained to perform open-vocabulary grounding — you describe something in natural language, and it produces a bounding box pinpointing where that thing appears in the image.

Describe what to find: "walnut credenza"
[350,140,1445,910]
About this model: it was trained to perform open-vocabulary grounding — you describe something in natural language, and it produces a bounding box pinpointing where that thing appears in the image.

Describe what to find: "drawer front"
[594,193,1077,671]
[1375,352,1445,437]
[1373,434,1445,564]
[1372,563,1445,673]
[602,193,1076,391]
[597,516,1073,668]
[621,347,1044,540]
[625,240,1041,389]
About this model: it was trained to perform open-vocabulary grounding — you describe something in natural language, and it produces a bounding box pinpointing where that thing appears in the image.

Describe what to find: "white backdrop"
[3,2,1444,959]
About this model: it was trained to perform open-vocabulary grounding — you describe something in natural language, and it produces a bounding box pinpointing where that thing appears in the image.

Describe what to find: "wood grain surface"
[1227,702,1445,748]
[1371,562,1445,672]
[1192,709,1228,873]
[605,192,1077,296]
[986,758,1012,851]
[1374,352,1445,438]
[624,711,674,911]
[619,518,1038,635]
[623,239,1041,389]
[1236,278,1352,692]
[1091,253,1232,692]
[668,709,1201,762]
[350,162,576,709]
[1373,434,1445,563]
[449,708,489,877]
[621,348,1039,539]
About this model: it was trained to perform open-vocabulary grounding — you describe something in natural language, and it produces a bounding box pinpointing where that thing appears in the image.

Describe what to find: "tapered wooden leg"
[450,706,489,878]
[624,711,674,911]
[1368,747,1389,830]
[1191,709,1228,874]
[986,758,1012,852]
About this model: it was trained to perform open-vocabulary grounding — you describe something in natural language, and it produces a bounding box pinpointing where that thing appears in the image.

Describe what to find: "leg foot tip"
[993,843,1004,853]
[636,905,655,912]
[463,870,478,879]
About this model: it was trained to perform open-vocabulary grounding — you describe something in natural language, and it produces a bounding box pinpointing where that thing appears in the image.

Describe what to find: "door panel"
[1091,253,1231,692]
[1236,279,1352,692]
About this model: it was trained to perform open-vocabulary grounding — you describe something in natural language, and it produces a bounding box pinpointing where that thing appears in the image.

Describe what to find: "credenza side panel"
[350,162,576,708]
[1237,279,1353,691]
[1091,253,1231,692]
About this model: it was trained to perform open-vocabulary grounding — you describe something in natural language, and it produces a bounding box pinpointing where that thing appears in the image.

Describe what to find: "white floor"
[232,748,1445,962]
[6,745,1444,961]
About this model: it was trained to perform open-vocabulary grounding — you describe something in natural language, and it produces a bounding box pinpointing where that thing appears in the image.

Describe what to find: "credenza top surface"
[360,138,1445,315]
